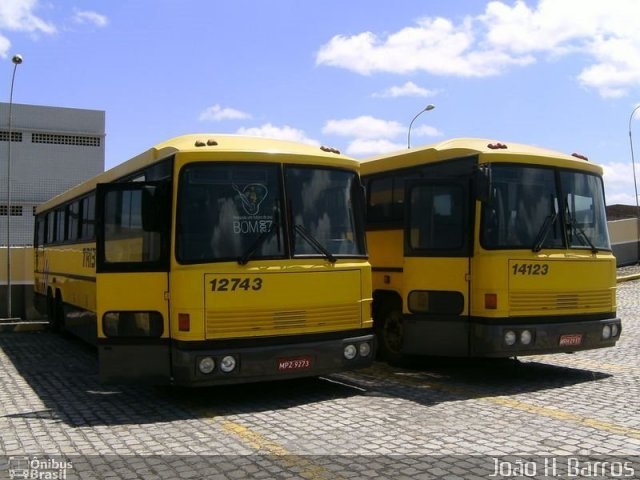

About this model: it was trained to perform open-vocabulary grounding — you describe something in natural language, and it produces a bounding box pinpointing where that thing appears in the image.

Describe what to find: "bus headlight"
[198,357,215,374]
[602,325,612,340]
[504,330,517,346]
[220,355,237,373]
[359,342,372,357]
[611,324,619,337]
[520,330,533,345]
[343,344,357,360]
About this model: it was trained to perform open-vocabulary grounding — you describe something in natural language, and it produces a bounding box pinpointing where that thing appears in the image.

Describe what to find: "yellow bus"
[360,138,621,361]
[33,134,374,385]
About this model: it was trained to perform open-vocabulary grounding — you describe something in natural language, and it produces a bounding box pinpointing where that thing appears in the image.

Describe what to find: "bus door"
[402,178,472,356]
[95,182,171,383]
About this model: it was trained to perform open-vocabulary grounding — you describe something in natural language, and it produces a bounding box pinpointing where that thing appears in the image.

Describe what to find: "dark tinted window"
[80,195,96,240]
[177,163,284,262]
[409,184,465,250]
[286,167,366,256]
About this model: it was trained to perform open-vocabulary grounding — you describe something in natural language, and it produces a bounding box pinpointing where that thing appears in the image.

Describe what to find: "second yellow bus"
[361,138,621,361]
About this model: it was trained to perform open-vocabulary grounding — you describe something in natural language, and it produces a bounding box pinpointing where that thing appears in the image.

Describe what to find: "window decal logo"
[233,183,268,216]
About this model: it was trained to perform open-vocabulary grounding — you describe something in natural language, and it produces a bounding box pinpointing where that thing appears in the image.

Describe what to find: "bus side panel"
[401,257,470,356]
[97,272,170,384]
[99,343,171,384]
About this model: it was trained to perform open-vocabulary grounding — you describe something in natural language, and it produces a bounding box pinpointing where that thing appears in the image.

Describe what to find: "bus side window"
[409,184,464,251]
[367,177,392,223]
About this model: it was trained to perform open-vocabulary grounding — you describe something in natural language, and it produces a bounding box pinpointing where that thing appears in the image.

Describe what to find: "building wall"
[0,103,105,246]
[609,218,640,266]
[0,103,104,319]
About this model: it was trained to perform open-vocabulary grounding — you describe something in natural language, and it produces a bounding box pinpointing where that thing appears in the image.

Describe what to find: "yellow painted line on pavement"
[382,370,640,440]
[219,420,344,480]
[487,396,640,440]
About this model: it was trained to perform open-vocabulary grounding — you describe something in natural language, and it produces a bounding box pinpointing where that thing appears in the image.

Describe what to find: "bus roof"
[359,137,603,175]
[37,134,354,213]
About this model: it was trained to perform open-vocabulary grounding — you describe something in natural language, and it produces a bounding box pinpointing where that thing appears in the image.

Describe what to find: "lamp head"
[12,55,23,65]
[425,104,435,111]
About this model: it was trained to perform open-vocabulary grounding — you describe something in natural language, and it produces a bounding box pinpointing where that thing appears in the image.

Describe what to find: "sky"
[2,0,640,205]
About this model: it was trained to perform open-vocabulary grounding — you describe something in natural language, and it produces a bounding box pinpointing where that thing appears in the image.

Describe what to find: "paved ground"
[0,268,639,479]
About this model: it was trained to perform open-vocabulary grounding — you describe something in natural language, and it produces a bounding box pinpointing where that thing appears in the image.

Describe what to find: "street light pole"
[407,104,435,149]
[628,104,640,265]
[5,54,23,320]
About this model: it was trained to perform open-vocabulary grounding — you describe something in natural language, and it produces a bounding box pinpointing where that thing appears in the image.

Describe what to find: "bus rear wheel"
[376,308,405,364]
[47,291,65,333]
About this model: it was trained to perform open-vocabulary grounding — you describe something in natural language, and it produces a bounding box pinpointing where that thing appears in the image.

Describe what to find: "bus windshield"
[177,163,366,263]
[480,164,611,251]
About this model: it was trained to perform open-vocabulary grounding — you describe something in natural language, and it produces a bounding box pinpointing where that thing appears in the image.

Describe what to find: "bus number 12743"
[210,277,264,292]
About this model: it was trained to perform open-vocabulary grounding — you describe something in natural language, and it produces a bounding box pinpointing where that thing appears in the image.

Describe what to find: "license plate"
[277,356,312,372]
[559,334,583,347]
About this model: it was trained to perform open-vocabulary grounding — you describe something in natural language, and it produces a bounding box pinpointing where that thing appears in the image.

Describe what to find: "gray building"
[0,103,105,246]
[1,103,104,319]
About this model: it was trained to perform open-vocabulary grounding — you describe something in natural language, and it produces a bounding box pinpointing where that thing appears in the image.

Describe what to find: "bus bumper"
[170,333,375,386]
[470,316,622,357]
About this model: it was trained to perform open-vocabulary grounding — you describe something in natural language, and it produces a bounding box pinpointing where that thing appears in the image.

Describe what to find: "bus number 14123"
[511,263,549,275]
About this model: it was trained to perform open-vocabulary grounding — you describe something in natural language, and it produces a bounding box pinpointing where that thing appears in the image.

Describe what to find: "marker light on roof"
[571,152,588,161]
[320,145,341,154]
[195,138,218,147]
[487,142,508,149]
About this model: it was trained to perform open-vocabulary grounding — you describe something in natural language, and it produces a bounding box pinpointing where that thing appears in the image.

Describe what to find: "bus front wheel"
[376,308,405,364]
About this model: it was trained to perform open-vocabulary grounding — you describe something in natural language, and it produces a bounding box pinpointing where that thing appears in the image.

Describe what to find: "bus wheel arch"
[372,290,404,363]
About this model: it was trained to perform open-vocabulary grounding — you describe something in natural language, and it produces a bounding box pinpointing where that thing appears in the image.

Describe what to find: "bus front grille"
[509,290,613,314]
[205,303,361,338]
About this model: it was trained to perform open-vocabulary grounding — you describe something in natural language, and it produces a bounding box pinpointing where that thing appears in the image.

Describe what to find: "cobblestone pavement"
[0,270,639,479]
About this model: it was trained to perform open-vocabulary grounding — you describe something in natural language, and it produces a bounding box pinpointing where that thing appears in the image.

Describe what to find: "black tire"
[54,293,65,333]
[46,291,59,332]
[47,291,65,333]
[375,307,405,365]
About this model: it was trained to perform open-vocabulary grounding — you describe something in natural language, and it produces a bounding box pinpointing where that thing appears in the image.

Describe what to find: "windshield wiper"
[294,224,336,263]
[532,212,558,252]
[238,202,282,265]
[567,215,598,253]
[237,224,277,265]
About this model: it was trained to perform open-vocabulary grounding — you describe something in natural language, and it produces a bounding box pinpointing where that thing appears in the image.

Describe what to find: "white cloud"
[323,115,442,157]
[323,115,442,155]
[345,139,405,157]
[73,10,108,28]
[602,161,640,205]
[481,0,640,98]
[412,124,443,138]
[199,105,251,122]
[0,0,55,56]
[235,123,319,146]
[322,116,405,139]
[0,0,55,33]
[373,81,439,98]
[316,16,532,78]
[316,0,640,98]
[0,34,9,57]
